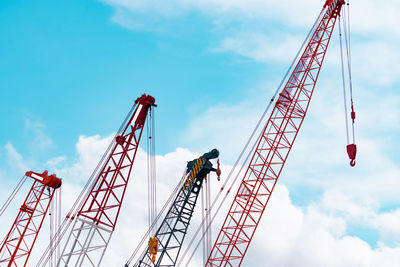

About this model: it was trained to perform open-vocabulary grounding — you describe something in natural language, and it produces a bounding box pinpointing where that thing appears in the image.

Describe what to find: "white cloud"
[177,70,400,207]
[45,156,67,167]
[4,142,28,172]
[101,0,400,87]
[318,191,400,244]
[52,134,115,183]
[24,118,55,151]
[101,0,400,37]
[215,32,303,63]
[242,185,400,267]
[352,40,400,86]
[350,0,400,38]
[1,134,399,266]
[179,100,264,162]
[374,208,400,243]
[102,0,323,28]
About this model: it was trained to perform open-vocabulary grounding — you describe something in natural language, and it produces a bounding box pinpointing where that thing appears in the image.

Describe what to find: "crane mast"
[206,0,345,266]
[0,171,62,267]
[58,94,156,267]
[132,149,220,267]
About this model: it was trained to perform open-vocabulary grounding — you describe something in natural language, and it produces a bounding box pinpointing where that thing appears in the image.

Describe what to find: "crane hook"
[346,144,357,167]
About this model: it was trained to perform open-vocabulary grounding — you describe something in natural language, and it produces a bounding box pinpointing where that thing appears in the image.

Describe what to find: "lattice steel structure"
[58,94,156,267]
[134,150,219,267]
[0,171,62,267]
[206,1,345,266]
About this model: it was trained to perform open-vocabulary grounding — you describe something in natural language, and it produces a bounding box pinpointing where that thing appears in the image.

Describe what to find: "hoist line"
[49,187,54,267]
[201,182,206,265]
[206,175,211,258]
[51,187,59,265]
[57,183,62,263]
[50,187,62,267]
[180,119,263,267]
[52,185,62,266]
[0,175,28,217]
[147,107,157,237]
[339,15,350,145]
[343,2,356,144]
[48,186,59,266]
[343,1,353,96]
[37,126,121,265]
[126,169,187,265]
[201,174,211,265]
[147,110,151,235]
[36,101,138,266]
[151,108,157,234]
[125,169,189,265]
[178,7,326,266]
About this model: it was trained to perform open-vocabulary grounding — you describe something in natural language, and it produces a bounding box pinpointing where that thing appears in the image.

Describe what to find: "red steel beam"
[0,171,61,267]
[206,1,345,266]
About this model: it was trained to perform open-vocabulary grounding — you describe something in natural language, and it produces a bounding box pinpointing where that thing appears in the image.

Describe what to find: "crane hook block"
[216,159,221,181]
[148,237,158,263]
[346,144,357,167]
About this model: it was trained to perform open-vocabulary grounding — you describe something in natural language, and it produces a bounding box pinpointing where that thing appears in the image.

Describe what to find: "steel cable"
[343,2,356,144]
[37,102,138,266]
[125,169,189,266]
[339,15,350,145]
[177,7,327,266]
[0,175,27,217]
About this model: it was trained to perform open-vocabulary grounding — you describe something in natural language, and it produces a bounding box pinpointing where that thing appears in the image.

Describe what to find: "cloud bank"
[2,134,399,266]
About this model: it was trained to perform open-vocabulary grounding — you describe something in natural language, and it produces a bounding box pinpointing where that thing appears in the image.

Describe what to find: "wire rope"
[339,15,350,145]
[178,7,327,266]
[147,107,157,237]
[201,183,206,265]
[37,102,138,266]
[343,1,356,144]
[125,169,189,266]
[0,175,28,217]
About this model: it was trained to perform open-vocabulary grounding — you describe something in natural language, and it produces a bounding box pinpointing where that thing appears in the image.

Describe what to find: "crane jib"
[206,0,346,266]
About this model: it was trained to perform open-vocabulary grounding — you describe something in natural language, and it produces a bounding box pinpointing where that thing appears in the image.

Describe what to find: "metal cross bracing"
[58,94,156,267]
[136,178,203,267]
[0,171,62,267]
[206,1,345,266]
[133,150,220,267]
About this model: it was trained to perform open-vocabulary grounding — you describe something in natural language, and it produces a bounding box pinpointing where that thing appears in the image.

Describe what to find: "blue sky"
[0,0,271,158]
[1,0,400,266]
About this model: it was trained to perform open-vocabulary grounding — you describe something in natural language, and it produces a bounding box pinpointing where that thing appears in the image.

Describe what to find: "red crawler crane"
[54,94,156,266]
[206,0,354,266]
[0,170,62,267]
